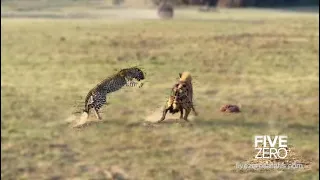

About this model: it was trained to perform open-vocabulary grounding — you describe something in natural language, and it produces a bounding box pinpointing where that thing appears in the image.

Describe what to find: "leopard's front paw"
[139,82,144,88]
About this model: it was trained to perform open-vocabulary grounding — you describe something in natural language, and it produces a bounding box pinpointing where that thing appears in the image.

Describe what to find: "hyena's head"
[177,83,189,97]
[172,82,189,102]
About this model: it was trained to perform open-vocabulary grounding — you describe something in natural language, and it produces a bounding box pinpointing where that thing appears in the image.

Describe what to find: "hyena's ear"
[179,73,182,78]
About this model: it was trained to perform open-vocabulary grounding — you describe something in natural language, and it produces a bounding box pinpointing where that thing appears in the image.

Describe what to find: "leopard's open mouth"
[137,77,144,81]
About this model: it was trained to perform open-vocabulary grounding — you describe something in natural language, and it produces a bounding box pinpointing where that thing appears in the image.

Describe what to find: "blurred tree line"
[152,0,319,7]
[1,0,318,7]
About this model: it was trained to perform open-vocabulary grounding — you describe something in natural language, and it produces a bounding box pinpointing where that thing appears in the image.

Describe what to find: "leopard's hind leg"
[93,107,102,120]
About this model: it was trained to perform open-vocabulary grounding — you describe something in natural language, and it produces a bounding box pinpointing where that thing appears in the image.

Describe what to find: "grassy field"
[1,6,319,180]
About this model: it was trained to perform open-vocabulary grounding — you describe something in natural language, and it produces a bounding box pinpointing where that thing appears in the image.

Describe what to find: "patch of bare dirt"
[66,112,101,128]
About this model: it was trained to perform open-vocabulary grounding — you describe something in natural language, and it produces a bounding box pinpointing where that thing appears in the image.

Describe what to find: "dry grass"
[1,6,319,180]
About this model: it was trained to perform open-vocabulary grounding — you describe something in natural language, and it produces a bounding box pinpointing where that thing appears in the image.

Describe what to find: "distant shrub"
[158,1,174,19]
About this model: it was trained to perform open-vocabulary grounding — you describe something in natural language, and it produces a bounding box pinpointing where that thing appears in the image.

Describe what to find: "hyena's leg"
[158,108,169,123]
[179,108,184,119]
[191,105,198,116]
[186,95,197,116]
[183,108,191,122]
